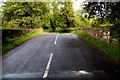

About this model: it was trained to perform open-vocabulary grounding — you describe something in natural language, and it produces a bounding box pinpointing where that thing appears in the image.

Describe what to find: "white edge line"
[43,53,54,78]
[16,50,34,73]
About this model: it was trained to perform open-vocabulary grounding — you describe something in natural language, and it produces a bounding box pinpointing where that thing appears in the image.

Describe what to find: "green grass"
[2,31,44,53]
[44,28,72,33]
[72,30,120,61]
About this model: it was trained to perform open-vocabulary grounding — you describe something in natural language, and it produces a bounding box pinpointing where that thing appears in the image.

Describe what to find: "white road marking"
[54,34,59,44]
[43,53,54,78]
[16,51,35,73]
[4,45,30,57]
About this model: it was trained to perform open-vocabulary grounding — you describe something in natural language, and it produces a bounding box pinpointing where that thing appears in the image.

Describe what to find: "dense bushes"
[0,16,2,28]
[72,30,120,60]
[2,30,43,52]
[2,2,50,29]
[83,2,120,43]
[2,29,43,43]
[90,18,112,27]
[3,17,43,29]
[110,19,120,43]
[2,2,86,32]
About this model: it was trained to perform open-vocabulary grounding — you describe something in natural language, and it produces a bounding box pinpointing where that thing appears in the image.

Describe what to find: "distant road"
[2,33,120,79]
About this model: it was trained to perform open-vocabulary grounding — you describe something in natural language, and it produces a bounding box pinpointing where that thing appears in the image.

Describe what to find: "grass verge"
[72,30,120,61]
[2,31,44,53]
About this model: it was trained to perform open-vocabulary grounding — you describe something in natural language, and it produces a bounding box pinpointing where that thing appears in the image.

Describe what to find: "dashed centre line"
[43,53,54,78]
[54,34,59,45]
[43,34,59,78]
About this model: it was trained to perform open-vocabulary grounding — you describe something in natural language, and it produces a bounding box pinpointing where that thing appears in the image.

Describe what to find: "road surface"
[2,33,120,80]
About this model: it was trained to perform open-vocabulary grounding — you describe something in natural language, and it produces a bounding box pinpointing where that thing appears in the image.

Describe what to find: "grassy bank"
[2,31,44,53]
[72,30,120,61]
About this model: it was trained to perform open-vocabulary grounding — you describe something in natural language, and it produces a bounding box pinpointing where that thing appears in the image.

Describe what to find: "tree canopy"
[84,2,120,22]
[2,2,80,31]
[84,1,120,42]
[2,2,51,29]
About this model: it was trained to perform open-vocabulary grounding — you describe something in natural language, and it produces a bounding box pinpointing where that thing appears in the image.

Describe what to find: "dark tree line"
[84,1,120,42]
[84,2,120,21]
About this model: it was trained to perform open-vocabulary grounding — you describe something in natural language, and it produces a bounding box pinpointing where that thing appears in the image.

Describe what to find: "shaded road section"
[2,33,120,79]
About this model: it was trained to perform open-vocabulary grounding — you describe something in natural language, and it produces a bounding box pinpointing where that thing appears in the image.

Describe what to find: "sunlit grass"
[72,30,120,61]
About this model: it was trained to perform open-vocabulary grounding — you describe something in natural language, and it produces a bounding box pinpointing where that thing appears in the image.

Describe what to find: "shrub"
[110,19,120,43]
[91,18,100,27]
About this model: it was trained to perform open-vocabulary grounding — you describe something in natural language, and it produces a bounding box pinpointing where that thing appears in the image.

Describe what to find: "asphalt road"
[2,33,120,79]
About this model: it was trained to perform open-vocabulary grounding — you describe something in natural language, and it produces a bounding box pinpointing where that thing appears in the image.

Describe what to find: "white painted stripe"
[54,34,59,44]
[16,50,35,73]
[43,53,54,78]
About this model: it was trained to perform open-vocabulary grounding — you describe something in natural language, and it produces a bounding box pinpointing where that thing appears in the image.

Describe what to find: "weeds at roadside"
[72,30,120,61]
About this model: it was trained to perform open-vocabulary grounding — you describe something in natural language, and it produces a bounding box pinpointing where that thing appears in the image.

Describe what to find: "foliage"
[2,2,81,32]
[2,31,44,53]
[90,18,100,27]
[0,16,2,27]
[110,19,120,43]
[2,2,51,29]
[84,2,120,21]
[50,2,60,31]
[90,18,112,27]
[3,1,117,32]
[84,2,120,22]
[83,1,120,42]
[72,30,120,60]
[49,2,78,32]
[60,2,76,28]
[79,15,91,27]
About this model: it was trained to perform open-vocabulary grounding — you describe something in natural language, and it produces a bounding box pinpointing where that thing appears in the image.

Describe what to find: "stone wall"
[75,27,118,43]
[2,28,43,43]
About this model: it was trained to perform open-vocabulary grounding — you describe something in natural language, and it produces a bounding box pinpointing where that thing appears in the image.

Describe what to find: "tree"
[50,2,60,31]
[84,2,120,22]
[2,1,82,32]
[61,2,76,28]
[50,1,77,32]
[2,2,51,29]
[83,1,120,42]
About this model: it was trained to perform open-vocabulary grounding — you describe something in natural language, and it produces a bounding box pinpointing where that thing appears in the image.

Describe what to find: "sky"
[72,0,85,10]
